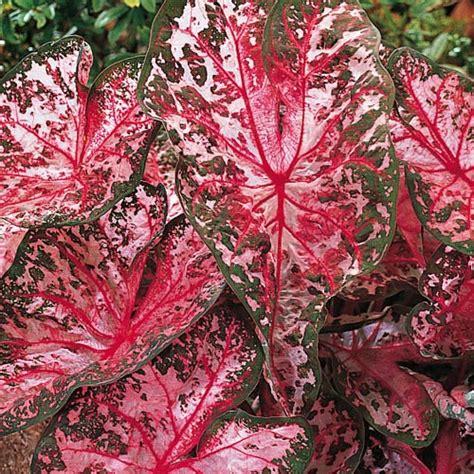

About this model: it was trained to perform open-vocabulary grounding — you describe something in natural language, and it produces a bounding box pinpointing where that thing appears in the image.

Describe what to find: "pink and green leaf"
[0,37,158,274]
[33,305,310,472]
[139,0,397,415]
[0,190,225,435]
[324,316,439,446]
[420,377,474,435]
[409,245,474,359]
[340,237,421,301]
[306,377,365,473]
[389,47,474,255]
[358,430,431,474]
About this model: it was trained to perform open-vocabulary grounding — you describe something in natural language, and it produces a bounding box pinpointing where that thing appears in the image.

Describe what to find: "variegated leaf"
[139,0,397,415]
[306,377,364,473]
[409,245,474,359]
[324,316,439,446]
[358,430,430,474]
[420,377,474,434]
[0,192,225,435]
[33,307,311,473]
[389,47,474,255]
[144,128,182,222]
[435,421,474,474]
[341,237,421,301]
[0,37,158,275]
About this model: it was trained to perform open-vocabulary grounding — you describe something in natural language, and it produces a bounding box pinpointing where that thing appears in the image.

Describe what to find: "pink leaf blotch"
[32,304,313,473]
[138,0,397,415]
[0,189,225,435]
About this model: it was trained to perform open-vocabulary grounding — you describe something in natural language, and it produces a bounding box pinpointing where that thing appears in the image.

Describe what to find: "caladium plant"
[389,47,474,256]
[1,0,474,471]
[138,0,397,416]
[32,304,313,473]
[0,187,225,435]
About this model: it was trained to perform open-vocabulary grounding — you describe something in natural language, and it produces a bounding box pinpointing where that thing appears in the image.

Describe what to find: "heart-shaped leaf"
[324,316,439,446]
[0,190,225,435]
[0,36,158,275]
[389,48,474,255]
[358,430,430,474]
[409,245,474,359]
[139,0,397,415]
[33,304,312,473]
[306,377,365,473]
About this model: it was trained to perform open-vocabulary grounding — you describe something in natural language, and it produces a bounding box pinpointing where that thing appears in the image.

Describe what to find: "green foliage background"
[0,0,473,77]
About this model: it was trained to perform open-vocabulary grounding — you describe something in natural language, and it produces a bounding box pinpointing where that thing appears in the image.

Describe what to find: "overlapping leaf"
[306,378,364,473]
[389,47,474,255]
[324,316,439,446]
[0,191,225,435]
[341,237,421,301]
[420,377,474,434]
[409,245,474,359]
[322,304,390,333]
[434,421,474,473]
[144,128,182,221]
[33,306,313,473]
[139,0,397,415]
[0,36,158,275]
[358,430,430,474]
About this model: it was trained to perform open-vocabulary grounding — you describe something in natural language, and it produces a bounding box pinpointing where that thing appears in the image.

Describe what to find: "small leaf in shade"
[409,245,474,359]
[389,47,474,255]
[143,127,182,222]
[0,189,225,435]
[434,421,474,474]
[341,237,422,301]
[322,302,390,333]
[358,429,431,474]
[323,315,439,446]
[0,37,159,275]
[418,376,474,434]
[139,0,397,416]
[306,377,364,473]
[33,304,312,473]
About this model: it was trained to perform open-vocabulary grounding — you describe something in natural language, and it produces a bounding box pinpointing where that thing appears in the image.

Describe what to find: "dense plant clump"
[0,0,473,472]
